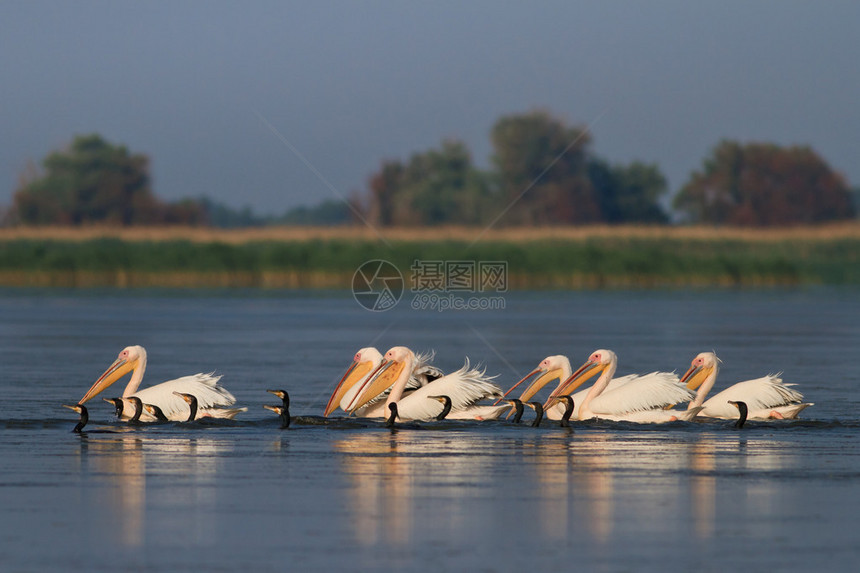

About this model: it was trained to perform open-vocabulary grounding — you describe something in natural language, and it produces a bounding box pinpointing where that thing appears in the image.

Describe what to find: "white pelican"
[497,355,639,420]
[346,346,505,421]
[78,345,241,421]
[544,349,700,423]
[324,347,445,417]
[681,351,812,419]
[324,347,384,416]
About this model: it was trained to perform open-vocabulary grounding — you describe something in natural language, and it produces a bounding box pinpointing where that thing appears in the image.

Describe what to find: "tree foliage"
[9,123,854,230]
[674,140,855,226]
[367,140,491,226]
[12,134,206,226]
[490,110,597,225]
[362,110,670,226]
[588,159,669,224]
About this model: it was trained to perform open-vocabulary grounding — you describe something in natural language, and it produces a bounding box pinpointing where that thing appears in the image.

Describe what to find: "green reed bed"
[0,236,857,288]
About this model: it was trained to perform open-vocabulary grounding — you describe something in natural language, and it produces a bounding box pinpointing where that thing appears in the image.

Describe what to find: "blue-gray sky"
[2,1,858,213]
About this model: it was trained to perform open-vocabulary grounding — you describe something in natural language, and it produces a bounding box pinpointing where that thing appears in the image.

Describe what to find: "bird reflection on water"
[329,425,800,554]
[71,434,229,548]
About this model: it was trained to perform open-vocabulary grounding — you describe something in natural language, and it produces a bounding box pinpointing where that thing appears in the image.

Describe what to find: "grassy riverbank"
[1,224,859,288]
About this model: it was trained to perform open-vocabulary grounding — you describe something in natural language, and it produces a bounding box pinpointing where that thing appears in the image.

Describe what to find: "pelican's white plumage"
[682,351,812,419]
[347,346,503,421]
[79,345,241,420]
[497,355,639,420]
[546,349,699,423]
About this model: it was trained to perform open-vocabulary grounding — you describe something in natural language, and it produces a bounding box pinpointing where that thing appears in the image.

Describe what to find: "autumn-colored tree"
[12,134,206,226]
[490,110,598,225]
[674,140,855,226]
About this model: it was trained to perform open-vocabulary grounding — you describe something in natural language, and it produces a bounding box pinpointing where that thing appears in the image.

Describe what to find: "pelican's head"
[324,347,383,416]
[495,355,571,405]
[680,352,720,390]
[79,345,147,404]
[546,349,616,405]
[346,346,415,414]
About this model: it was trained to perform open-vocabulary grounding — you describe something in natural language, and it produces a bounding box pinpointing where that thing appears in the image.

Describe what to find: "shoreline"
[2,222,860,243]
[1,224,859,288]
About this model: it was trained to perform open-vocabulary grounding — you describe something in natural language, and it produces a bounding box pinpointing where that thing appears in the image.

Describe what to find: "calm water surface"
[1,288,858,572]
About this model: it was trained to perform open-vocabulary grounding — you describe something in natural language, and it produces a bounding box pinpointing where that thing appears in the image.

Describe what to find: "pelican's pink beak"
[346,359,405,413]
[493,368,540,405]
[324,359,377,416]
[78,355,138,404]
[544,359,606,408]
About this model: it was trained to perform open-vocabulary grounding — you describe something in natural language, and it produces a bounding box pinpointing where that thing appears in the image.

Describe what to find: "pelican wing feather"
[129,372,236,419]
[589,371,694,417]
[701,375,806,418]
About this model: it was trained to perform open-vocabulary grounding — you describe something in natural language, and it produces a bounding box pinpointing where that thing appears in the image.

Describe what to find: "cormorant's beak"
[79,356,137,404]
[324,359,377,416]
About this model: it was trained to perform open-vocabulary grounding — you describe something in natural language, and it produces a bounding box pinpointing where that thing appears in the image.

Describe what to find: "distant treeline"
[3,111,858,228]
[2,231,860,288]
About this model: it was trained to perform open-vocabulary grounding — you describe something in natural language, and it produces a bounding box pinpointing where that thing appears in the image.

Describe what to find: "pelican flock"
[324,347,446,417]
[344,346,507,421]
[64,343,813,431]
